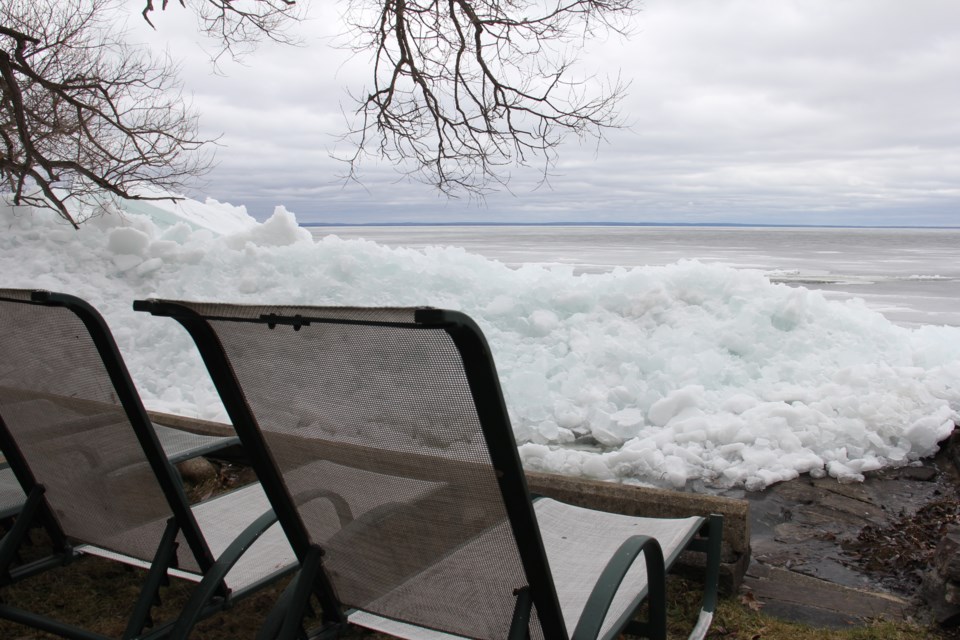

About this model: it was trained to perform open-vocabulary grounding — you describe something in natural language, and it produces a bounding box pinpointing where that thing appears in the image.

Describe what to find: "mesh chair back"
[161,302,564,640]
[0,291,203,573]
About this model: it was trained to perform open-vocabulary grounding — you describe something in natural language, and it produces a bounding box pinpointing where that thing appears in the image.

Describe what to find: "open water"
[308,226,960,328]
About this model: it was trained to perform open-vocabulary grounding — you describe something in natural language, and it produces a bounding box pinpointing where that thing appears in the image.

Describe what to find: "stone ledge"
[148,410,236,437]
[743,563,912,627]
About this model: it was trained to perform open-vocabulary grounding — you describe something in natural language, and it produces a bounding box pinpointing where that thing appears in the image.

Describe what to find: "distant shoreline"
[301,221,960,230]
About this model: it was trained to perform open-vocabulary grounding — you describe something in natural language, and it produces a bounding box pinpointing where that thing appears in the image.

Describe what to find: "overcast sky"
[128,0,960,226]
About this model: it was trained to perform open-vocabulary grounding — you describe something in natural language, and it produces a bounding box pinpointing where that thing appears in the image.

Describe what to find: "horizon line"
[299,220,960,230]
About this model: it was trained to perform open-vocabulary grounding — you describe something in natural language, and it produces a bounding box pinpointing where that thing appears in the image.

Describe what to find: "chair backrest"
[139,301,568,640]
[0,290,212,574]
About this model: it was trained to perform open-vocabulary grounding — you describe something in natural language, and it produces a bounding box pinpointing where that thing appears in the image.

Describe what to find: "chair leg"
[257,575,297,640]
[508,586,533,640]
[260,563,348,640]
[687,514,723,640]
[277,546,327,640]
[0,486,46,577]
[123,519,180,638]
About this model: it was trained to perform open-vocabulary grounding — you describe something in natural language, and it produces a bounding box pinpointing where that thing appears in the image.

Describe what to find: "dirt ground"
[1,433,958,638]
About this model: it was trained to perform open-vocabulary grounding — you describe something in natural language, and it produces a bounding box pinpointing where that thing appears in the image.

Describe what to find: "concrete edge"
[148,410,236,437]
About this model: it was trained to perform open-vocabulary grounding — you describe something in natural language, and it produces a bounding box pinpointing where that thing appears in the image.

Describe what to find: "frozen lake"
[309,226,960,328]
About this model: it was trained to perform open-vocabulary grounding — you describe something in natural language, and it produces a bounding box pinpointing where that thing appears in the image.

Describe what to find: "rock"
[946,581,960,606]
[773,522,822,544]
[922,572,960,626]
[942,425,960,475]
[920,525,960,626]
[892,465,939,482]
[934,526,960,581]
[176,456,217,485]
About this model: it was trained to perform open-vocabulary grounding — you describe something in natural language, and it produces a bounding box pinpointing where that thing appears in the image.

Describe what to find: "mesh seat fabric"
[172,303,547,640]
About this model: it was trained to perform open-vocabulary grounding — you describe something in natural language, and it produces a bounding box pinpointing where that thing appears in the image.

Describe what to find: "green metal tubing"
[0,485,45,576]
[166,507,280,639]
[289,488,353,527]
[571,535,666,640]
[434,311,569,640]
[5,552,75,584]
[507,587,534,640]
[0,484,74,586]
[256,575,298,640]
[277,545,325,640]
[682,514,723,615]
[257,569,343,640]
[701,514,723,615]
[123,518,181,638]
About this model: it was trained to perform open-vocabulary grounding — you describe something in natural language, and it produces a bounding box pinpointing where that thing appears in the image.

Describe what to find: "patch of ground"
[845,495,960,593]
[740,428,960,635]
[3,442,959,638]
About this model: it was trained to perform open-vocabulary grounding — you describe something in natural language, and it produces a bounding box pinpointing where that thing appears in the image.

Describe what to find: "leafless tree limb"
[339,0,637,195]
[141,0,304,61]
[1,0,210,227]
[2,0,636,225]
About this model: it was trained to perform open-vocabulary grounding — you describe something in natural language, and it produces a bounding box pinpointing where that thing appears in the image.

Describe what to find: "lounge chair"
[137,300,723,640]
[0,419,240,523]
[0,288,242,525]
[0,289,297,639]
[0,465,23,521]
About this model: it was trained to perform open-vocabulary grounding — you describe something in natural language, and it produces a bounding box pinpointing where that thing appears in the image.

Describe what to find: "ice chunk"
[107,227,151,257]
[648,386,703,427]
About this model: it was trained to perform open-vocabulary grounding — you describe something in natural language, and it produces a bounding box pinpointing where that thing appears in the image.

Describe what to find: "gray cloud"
[126,0,960,225]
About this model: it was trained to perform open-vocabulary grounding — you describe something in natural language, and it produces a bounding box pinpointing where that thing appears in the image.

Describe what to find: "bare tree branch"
[2,0,636,225]
[1,0,211,227]
[338,0,637,195]
[141,0,304,61]
[139,0,636,197]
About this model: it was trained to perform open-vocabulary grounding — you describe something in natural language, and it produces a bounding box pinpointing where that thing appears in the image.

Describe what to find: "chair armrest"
[167,508,283,639]
[571,534,665,640]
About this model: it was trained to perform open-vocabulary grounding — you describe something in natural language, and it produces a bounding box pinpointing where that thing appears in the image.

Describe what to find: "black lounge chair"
[0,289,297,639]
[0,421,237,523]
[0,412,240,522]
[0,289,242,525]
[137,300,723,640]
[0,464,23,521]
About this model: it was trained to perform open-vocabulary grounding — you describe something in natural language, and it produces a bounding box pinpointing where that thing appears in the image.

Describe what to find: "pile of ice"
[2,195,958,492]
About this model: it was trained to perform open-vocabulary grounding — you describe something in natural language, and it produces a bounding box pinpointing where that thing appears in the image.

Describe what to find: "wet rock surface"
[921,524,960,626]
[734,429,960,629]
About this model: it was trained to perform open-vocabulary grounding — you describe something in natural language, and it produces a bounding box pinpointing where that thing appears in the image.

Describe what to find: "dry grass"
[0,459,953,639]
[0,553,949,640]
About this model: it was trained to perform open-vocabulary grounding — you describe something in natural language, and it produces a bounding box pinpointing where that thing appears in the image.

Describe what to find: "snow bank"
[2,196,958,492]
